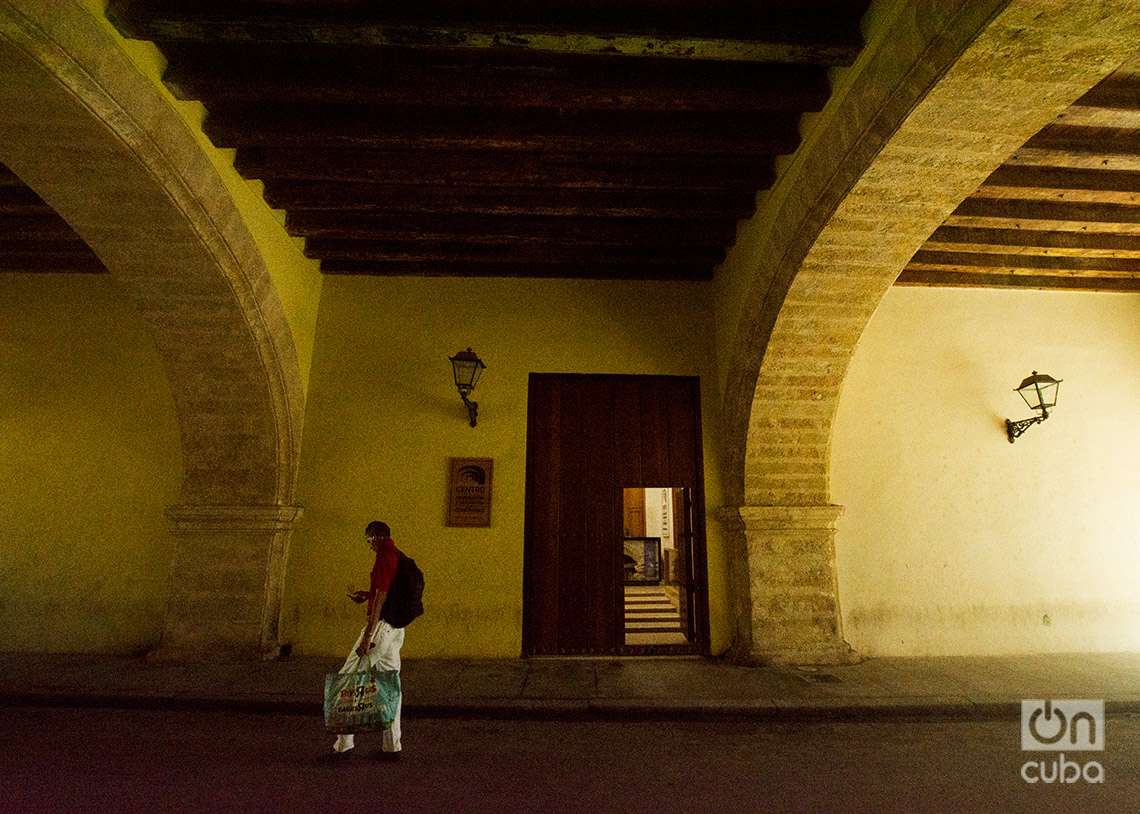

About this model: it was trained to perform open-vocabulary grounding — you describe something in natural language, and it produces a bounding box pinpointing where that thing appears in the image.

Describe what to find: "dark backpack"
[381,553,424,628]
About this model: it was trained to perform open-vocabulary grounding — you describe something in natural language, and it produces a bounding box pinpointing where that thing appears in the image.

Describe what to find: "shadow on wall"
[384,380,465,423]
[939,352,1025,442]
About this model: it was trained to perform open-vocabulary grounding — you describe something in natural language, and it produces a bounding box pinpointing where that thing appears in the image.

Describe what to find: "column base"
[749,640,861,667]
[160,504,302,660]
[736,504,859,667]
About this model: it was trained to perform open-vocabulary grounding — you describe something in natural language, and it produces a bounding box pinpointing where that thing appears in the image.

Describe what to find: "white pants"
[332,621,405,753]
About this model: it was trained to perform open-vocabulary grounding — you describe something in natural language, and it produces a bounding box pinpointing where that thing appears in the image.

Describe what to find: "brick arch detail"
[719,0,1140,662]
[0,2,304,507]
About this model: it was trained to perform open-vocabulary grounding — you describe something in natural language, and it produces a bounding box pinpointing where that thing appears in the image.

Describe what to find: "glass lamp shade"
[450,347,486,395]
[1015,371,1061,411]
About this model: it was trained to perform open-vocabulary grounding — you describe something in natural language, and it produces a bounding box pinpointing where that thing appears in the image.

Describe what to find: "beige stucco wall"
[0,274,181,652]
[832,287,1140,656]
[284,276,729,658]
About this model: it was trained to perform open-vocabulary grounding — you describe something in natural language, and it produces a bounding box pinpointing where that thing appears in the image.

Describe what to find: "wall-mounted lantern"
[449,347,486,427]
[1006,371,1062,443]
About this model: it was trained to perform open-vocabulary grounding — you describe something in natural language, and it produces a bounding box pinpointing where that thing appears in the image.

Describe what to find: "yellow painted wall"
[284,277,731,658]
[80,0,324,393]
[0,274,181,652]
[832,287,1140,656]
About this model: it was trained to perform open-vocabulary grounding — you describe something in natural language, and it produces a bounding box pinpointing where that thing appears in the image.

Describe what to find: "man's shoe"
[317,749,353,765]
[377,751,402,763]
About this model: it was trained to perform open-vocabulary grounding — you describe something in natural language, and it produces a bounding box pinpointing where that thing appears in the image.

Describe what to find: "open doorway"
[622,487,696,649]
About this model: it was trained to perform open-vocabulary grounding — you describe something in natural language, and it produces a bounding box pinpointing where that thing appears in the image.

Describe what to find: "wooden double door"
[523,374,709,656]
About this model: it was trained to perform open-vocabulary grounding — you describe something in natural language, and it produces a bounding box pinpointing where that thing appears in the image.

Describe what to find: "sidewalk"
[2,651,1138,721]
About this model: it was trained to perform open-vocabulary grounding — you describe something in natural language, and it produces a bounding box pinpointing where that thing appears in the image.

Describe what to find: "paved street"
[3,708,1139,813]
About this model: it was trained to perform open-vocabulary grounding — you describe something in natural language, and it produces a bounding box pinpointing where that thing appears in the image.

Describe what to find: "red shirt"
[370,537,400,594]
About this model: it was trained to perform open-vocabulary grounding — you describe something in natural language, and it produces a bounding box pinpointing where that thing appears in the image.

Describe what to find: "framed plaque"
[447,457,493,527]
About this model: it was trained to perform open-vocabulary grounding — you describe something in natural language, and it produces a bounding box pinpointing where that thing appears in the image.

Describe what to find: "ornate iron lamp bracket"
[461,392,479,427]
[1006,413,1046,443]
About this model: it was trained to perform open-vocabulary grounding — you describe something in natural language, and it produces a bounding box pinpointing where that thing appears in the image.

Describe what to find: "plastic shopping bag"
[323,658,401,734]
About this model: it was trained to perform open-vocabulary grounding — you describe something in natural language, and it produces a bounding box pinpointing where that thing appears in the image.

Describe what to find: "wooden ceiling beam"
[971,185,1139,205]
[944,216,1140,235]
[0,164,25,186]
[953,197,1140,224]
[929,225,1140,252]
[0,237,96,252]
[107,9,861,66]
[305,243,724,266]
[0,214,85,240]
[162,48,831,114]
[107,0,868,34]
[1053,105,1140,129]
[103,3,866,282]
[896,269,1140,292]
[911,66,1140,293]
[984,165,1140,192]
[905,263,1135,282]
[0,168,100,272]
[291,216,735,246]
[264,183,755,219]
[319,260,712,280]
[0,186,51,213]
[910,250,1139,275]
[204,107,801,155]
[1006,148,1140,172]
[1078,75,1140,111]
[923,241,1140,260]
[1026,124,1140,156]
[0,252,105,273]
[237,148,775,190]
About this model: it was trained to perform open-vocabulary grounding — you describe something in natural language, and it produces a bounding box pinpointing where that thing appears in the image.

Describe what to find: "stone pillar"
[738,505,855,665]
[156,504,303,660]
[713,508,755,663]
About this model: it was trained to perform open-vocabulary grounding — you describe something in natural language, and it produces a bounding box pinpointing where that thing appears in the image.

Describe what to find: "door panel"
[623,488,646,537]
[637,379,671,486]
[666,384,698,487]
[524,374,707,656]
[581,377,618,652]
[523,377,561,655]
[613,376,645,488]
[673,487,691,638]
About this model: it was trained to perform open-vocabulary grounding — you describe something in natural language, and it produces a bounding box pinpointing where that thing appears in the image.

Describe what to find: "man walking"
[331,520,405,760]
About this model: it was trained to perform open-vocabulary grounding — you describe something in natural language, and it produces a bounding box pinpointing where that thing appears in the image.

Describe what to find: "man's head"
[365,520,391,548]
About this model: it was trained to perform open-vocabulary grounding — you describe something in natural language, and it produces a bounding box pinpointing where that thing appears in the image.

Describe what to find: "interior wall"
[644,487,674,549]
[0,274,182,652]
[832,286,1140,656]
[284,277,729,658]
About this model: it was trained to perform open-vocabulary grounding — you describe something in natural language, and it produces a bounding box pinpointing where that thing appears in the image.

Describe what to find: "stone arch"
[720,0,1140,663]
[0,2,305,656]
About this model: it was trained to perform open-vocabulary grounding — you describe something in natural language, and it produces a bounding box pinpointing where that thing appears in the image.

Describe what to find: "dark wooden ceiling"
[0,163,106,274]
[898,56,1140,293]
[106,0,871,280]
[6,5,1137,294]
